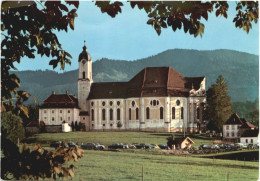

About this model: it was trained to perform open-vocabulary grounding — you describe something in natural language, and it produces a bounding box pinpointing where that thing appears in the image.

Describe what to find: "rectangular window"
[92,124,94,127]
[129,108,131,120]
[232,125,235,130]
[246,139,248,143]
[226,133,229,137]
[226,125,229,130]
[60,110,62,113]
[44,117,47,120]
[91,109,94,121]
[60,117,62,121]
[172,107,175,119]
[237,132,240,137]
[146,107,150,120]
[103,124,105,127]
[117,109,120,120]
[181,107,184,119]
[136,108,139,120]
[52,110,54,113]
[160,107,163,119]
[110,124,113,127]
[68,117,70,120]
[251,139,253,143]
[44,110,47,113]
[232,132,235,137]
[52,117,54,121]
[83,117,85,120]
[68,110,70,113]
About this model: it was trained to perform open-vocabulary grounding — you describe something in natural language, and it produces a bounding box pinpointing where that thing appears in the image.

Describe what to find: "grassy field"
[24,132,259,181]
[24,131,216,148]
[72,150,258,181]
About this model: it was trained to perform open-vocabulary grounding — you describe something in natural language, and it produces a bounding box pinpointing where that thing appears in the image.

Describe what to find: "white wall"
[240,137,259,145]
[39,108,79,125]
[223,124,241,139]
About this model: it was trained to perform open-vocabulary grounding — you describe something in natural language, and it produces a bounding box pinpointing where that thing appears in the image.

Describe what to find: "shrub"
[1,112,25,144]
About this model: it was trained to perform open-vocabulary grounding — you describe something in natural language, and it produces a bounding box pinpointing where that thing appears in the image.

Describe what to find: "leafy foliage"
[1,140,84,180]
[1,112,25,144]
[96,1,258,36]
[1,1,79,116]
[117,121,122,128]
[206,75,233,132]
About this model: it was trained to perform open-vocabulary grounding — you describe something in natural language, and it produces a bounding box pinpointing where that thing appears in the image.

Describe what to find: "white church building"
[39,45,206,132]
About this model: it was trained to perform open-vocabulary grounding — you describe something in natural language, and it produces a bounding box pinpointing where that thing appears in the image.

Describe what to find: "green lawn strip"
[72,150,259,181]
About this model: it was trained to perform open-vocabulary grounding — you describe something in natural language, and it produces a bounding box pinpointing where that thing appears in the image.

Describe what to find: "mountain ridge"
[13,49,259,104]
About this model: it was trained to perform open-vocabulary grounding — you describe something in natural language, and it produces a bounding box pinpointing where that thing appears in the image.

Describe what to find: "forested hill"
[14,49,258,104]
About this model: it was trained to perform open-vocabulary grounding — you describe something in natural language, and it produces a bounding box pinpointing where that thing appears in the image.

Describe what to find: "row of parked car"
[199,143,259,151]
[50,141,169,150]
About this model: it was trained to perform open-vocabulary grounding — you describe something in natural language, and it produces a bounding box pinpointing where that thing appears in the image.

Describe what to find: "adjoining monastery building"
[39,45,206,132]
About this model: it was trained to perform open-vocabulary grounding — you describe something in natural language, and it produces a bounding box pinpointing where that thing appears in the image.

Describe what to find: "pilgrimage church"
[39,44,206,132]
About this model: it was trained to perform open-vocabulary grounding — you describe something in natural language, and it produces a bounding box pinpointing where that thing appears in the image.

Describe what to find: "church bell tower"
[78,41,92,113]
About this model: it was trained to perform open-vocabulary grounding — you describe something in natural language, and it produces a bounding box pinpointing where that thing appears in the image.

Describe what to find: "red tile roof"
[41,93,79,108]
[240,119,256,129]
[88,67,205,99]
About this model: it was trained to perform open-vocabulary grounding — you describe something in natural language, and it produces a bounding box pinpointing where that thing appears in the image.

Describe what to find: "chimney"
[52,91,55,94]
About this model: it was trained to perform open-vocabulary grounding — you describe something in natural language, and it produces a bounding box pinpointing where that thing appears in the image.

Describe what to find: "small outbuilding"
[173,137,194,149]
[240,129,259,145]
[62,121,72,132]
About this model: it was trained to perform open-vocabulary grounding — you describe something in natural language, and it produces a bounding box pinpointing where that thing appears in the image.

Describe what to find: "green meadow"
[24,132,259,181]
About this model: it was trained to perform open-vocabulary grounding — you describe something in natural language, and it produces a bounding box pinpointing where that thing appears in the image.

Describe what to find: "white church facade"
[39,45,206,132]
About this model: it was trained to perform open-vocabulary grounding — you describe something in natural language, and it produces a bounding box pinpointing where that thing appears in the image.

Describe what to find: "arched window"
[117,108,120,120]
[83,71,85,79]
[160,107,163,119]
[129,108,131,120]
[181,107,184,119]
[131,101,135,107]
[110,109,113,120]
[197,107,200,119]
[91,109,94,121]
[172,107,175,119]
[146,107,150,119]
[136,108,139,120]
[102,109,106,121]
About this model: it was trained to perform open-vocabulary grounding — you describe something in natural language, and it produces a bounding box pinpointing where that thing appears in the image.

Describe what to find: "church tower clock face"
[82,59,87,64]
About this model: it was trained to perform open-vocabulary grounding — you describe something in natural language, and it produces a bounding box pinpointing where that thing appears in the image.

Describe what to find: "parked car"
[129,144,137,149]
[235,143,247,149]
[134,144,146,149]
[67,142,77,147]
[50,141,62,148]
[144,144,155,149]
[247,143,258,149]
[95,143,105,150]
[81,143,97,150]
[199,144,211,150]
[150,144,160,149]
[158,144,168,150]
[210,144,220,150]
[108,143,128,149]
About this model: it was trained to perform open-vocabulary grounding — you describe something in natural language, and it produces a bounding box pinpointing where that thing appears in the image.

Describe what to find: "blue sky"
[15,1,259,72]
